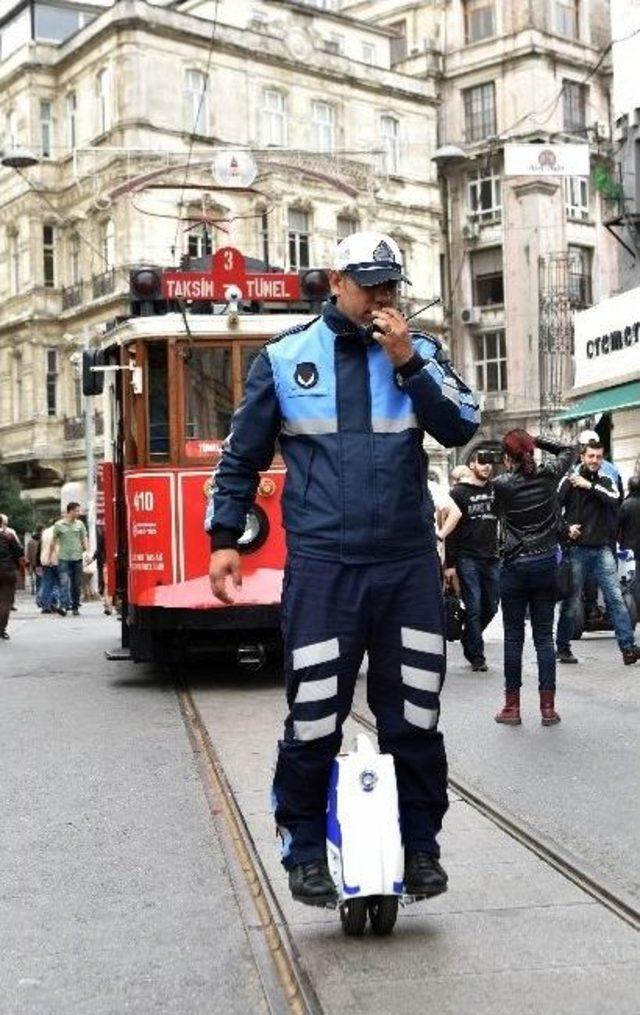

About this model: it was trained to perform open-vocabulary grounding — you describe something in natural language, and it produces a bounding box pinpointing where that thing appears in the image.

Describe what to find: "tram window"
[241,345,262,388]
[147,342,169,459]
[186,347,233,439]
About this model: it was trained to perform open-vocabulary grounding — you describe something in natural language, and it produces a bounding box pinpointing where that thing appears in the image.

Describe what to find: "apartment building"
[0,0,442,513]
[345,0,618,438]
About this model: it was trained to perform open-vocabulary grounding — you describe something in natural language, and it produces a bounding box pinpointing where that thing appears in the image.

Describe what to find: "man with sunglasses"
[207,232,479,907]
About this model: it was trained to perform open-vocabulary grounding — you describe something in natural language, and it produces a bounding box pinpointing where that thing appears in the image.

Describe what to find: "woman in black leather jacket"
[492,429,576,727]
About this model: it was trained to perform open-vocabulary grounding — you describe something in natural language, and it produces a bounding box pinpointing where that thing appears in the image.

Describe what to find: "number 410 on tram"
[84,253,329,664]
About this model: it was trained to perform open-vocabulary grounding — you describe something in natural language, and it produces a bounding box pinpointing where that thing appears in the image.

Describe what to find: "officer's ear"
[329,270,347,299]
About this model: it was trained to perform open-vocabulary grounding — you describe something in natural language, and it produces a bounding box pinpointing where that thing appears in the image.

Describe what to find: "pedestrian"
[53,502,88,617]
[0,524,24,640]
[39,519,63,614]
[207,231,479,906]
[26,525,44,598]
[492,430,576,726]
[556,441,640,665]
[618,474,640,562]
[94,526,113,615]
[444,450,500,671]
[427,470,461,565]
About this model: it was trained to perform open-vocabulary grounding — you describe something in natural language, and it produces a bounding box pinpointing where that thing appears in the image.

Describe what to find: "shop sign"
[573,286,640,389]
[504,143,589,177]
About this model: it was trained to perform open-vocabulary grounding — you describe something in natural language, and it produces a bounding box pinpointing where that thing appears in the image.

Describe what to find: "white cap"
[578,429,599,445]
[333,231,411,286]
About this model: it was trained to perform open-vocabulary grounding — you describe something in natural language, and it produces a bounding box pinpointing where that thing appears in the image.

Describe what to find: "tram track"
[350,706,640,933]
[174,672,322,1015]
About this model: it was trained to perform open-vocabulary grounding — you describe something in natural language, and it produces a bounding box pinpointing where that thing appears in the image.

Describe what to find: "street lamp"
[1,146,40,169]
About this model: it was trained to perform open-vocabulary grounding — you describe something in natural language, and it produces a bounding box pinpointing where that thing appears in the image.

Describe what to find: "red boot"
[494,690,521,725]
[540,690,560,726]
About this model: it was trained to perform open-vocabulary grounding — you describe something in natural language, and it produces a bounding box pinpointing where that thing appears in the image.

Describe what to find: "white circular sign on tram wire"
[212,150,258,188]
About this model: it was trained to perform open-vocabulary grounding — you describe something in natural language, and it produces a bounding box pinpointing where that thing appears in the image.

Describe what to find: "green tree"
[0,466,35,536]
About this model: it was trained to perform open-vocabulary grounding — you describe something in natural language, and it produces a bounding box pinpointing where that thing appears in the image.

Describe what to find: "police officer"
[207,232,480,906]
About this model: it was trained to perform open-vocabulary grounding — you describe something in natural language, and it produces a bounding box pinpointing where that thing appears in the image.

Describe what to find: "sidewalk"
[192,674,640,1015]
[1,593,267,1015]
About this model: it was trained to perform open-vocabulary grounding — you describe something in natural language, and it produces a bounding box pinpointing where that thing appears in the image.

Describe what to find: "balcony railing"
[61,282,83,309]
[63,412,103,441]
[92,269,115,299]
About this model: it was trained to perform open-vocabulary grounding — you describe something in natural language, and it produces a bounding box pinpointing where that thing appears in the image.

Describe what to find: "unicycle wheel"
[339,898,368,937]
[367,896,399,936]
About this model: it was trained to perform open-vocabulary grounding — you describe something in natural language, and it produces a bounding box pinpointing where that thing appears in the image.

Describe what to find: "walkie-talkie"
[364,297,442,342]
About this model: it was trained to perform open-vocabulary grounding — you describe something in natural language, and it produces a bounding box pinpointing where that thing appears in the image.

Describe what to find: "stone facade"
[0,0,442,514]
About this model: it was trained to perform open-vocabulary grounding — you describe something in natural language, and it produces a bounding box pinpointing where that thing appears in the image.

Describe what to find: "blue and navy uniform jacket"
[205,300,480,563]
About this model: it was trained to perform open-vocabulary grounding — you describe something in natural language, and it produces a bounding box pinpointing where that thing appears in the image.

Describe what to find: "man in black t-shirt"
[445,451,500,671]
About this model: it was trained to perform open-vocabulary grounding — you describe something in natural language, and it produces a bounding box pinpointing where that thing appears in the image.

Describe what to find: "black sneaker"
[404,850,448,898]
[556,647,578,664]
[622,646,640,665]
[288,859,338,908]
[471,658,488,672]
[72,609,79,616]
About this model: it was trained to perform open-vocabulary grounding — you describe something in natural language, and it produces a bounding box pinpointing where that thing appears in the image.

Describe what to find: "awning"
[558,380,640,421]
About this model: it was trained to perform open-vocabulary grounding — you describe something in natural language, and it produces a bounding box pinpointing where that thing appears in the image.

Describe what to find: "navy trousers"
[272,551,449,869]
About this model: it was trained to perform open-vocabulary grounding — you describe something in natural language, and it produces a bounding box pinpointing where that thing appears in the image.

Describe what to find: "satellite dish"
[212,150,258,188]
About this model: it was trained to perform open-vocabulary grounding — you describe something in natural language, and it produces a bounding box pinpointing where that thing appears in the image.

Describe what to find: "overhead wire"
[171,0,221,261]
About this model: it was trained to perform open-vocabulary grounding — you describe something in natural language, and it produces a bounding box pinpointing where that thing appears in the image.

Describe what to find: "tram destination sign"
[161,246,301,302]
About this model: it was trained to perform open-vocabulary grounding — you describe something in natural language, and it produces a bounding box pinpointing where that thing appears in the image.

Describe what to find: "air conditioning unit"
[462,220,480,240]
[484,392,506,412]
[460,307,481,325]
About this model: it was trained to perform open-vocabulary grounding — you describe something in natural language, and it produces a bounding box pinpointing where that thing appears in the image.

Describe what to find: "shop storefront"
[560,286,640,481]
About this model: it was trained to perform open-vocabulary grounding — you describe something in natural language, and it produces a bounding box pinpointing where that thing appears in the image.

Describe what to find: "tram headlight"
[237,504,269,554]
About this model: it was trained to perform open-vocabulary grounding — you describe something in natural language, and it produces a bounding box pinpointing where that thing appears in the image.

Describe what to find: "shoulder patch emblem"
[294,362,319,389]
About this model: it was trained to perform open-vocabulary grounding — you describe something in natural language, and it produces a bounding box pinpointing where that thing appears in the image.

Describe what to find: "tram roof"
[104,311,315,347]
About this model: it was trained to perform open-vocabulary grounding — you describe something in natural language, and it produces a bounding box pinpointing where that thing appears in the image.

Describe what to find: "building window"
[46,348,58,417]
[14,352,23,423]
[259,209,270,266]
[563,80,586,132]
[5,108,18,148]
[471,246,503,306]
[43,225,55,288]
[337,214,358,242]
[324,33,343,54]
[564,176,589,220]
[555,0,579,39]
[474,330,507,392]
[464,0,496,43]
[95,68,110,135]
[568,245,592,306]
[187,224,212,259]
[389,19,407,64]
[185,69,208,135]
[463,82,496,142]
[288,209,310,269]
[312,101,335,152]
[100,219,115,270]
[263,89,287,147]
[380,116,400,174]
[66,91,77,148]
[34,3,95,43]
[69,233,81,284]
[468,171,501,221]
[40,100,53,157]
[8,231,20,294]
[361,42,376,65]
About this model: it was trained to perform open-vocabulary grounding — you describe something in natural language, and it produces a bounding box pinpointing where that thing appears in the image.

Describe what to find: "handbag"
[444,588,465,642]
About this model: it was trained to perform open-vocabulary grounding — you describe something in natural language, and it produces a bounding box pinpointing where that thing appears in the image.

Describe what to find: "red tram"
[88,252,322,663]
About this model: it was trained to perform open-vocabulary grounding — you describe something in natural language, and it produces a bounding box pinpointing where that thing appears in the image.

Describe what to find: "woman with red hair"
[492,430,577,726]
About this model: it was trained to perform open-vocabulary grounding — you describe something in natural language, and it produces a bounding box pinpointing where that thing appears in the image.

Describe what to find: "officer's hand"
[568,524,582,541]
[370,307,413,367]
[209,549,242,604]
[443,567,460,595]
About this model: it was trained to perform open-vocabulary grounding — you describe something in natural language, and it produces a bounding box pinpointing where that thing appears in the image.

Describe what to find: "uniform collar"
[322,298,371,343]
